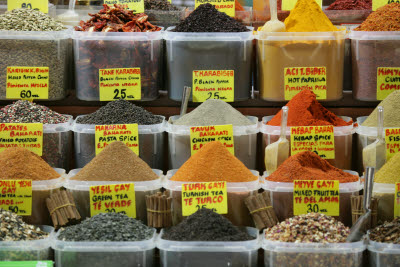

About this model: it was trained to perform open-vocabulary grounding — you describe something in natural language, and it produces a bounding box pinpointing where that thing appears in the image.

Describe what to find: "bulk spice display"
[46,189,81,229]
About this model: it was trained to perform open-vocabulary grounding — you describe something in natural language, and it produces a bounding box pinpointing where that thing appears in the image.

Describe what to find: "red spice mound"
[266,151,359,183]
[267,90,352,126]
[326,0,371,10]
[355,3,400,31]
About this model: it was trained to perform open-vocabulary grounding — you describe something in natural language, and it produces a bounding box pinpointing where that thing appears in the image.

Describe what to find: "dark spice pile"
[326,0,371,10]
[75,4,161,32]
[163,209,254,241]
[76,99,163,125]
[173,4,249,32]
[370,218,400,243]
[145,0,179,11]
[355,3,400,31]
[58,213,154,242]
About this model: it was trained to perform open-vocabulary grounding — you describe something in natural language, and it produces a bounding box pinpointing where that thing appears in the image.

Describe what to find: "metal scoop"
[180,86,191,116]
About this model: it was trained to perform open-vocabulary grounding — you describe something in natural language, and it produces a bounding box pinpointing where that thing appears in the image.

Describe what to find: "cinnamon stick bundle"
[245,191,279,230]
[46,189,81,229]
[145,192,172,228]
[351,195,379,229]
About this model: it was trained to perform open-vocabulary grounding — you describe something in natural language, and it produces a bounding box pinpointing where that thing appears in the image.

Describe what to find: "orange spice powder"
[171,141,258,182]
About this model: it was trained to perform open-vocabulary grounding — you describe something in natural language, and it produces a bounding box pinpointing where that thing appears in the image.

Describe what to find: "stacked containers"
[368,239,400,267]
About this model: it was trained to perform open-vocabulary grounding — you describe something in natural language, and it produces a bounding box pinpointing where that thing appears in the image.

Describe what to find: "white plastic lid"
[256,27,346,41]
[349,30,400,40]
[368,239,400,254]
[164,26,254,41]
[0,26,72,40]
[72,28,164,41]
[356,116,400,137]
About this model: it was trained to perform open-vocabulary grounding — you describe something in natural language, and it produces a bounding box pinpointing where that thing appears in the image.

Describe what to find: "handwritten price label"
[0,123,43,156]
[0,180,32,215]
[182,182,227,216]
[281,0,322,10]
[192,70,234,102]
[95,124,139,155]
[190,125,234,155]
[385,128,400,161]
[376,67,400,100]
[290,125,335,159]
[284,67,327,100]
[90,183,136,218]
[7,67,49,100]
[99,68,141,101]
[194,0,235,16]
[8,0,48,13]
[293,180,339,216]
[104,0,144,13]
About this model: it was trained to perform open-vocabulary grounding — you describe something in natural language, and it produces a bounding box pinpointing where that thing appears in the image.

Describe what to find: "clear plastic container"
[72,115,166,169]
[0,28,70,100]
[73,30,163,101]
[372,182,395,224]
[256,29,346,101]
[0,225,54,261]
[53,229,157,267]
[261,116,355,171]
[147,9,187,28]
[368,239,400,267]
[164,26,254,102]
[164,169,260,227]
[263,235,366,267]
[324,10,372,25]
[184,7,253,27]
[167,115,259,170]
[64,169,163,223]
[350,31,400,101]
[158,227,260,267]
[262,171,362,226]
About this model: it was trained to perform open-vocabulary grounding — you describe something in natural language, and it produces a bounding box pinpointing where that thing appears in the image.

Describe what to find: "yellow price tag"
[281,0,322,10]
[0,180,32,216]
[0,123,43,156]
[194,0,235,17]
[377,67,400,100]
[385,128,400,161]
[192,70,234,102]
[95,124,139,156]
[190,125,234,155]
[99,68,141,101]
[6,67,49,100]
[294,180,339,216]
[291,126,335,159]
[90,183,136,218]
[182,182,228,216]
[284,67,327,100]
[372,0,395,10]
[104,0,144,13]
[8,0,48,13]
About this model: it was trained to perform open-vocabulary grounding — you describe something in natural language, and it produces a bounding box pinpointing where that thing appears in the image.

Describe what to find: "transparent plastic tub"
[72,115,166,169]
[372,182,395,224]
[350,31,400,101]
[262,171,362,226]
[64,169,163,223]
[164,26,254,102]
[368,239,400,267]
[164,169,260,227]
[147,8,187,28]
[158,227,260,267]
[167,115,259,170]
[184,7,253,27]
[324,10,372,25]
[53,229,156,267]
[73,30,163,101]
[0,225,54,261]
[261,116,355,171]
[263,235,366,267]
[0,28,70,100]
[256,29,346,101]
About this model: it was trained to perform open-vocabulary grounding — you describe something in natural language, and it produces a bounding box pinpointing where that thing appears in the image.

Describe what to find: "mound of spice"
[145,0,179,11]
[0,209,49,241]
[370,217,400,243]
[173,99,253,126]
[58,213,154,242]
[374,152,400,184]
[0,9,65,31]
[265,213,349,243]
[76,99,163,125]
[326,0,371,10]
[72,141,158,181]
[171,141,257,182]
[0,147,60,181]
[267,90,352,127]
[173,3,249,32]
[75,4,161,32]
[355,3,400,31]
[362,91,400,127]
[163,208,254,241]
[266,151,358,183]
[0,100,69,124]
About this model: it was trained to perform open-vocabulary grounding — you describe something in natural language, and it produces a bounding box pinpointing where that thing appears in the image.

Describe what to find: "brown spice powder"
[72,141,158,181]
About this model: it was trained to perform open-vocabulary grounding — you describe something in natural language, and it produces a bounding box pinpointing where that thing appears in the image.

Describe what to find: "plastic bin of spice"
[263,236,366,267]
[147,8,187,28]
[372,182,395,224]
[164,169,260,227]
[53,228,156,267]
[256,28,346,102]
[73,29,164,101]
[164,26,254,102]
[64,169,163,223]
[167,115,259,170]
[0,28,70,101]
[262,171,362,226]
[157,227,260,267]
[72,115,166,169]
[368,239,400,267]
[0,225,54,261]
[261,115,355,170]
[350,30,400,101]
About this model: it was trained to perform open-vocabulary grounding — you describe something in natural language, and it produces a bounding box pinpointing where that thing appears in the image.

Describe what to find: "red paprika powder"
[267,90,353,127]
